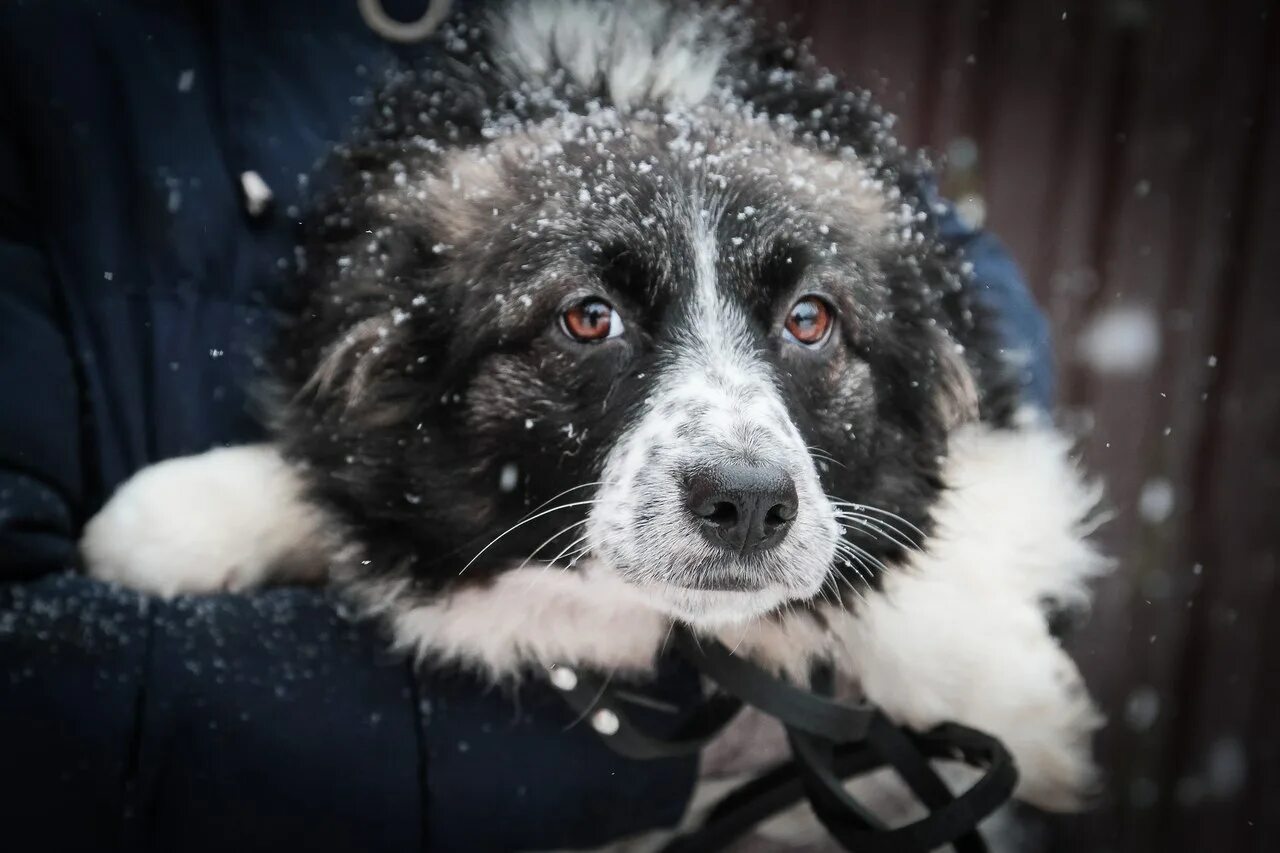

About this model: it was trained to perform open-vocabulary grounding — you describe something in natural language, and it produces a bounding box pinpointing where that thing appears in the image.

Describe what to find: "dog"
[81,0,1110,830]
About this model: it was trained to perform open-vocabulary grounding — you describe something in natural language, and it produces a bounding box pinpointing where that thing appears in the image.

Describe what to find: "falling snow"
[1077,304,1161,375]
[1138,478,1175,524]
[1124,685,1161,731]
[498,463,520,493]
[1206,737,1247,798]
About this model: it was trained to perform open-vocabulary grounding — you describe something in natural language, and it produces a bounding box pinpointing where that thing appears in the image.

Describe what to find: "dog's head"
[278,6,1011,630]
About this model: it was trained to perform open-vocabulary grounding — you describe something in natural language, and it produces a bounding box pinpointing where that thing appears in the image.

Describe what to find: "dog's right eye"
[561,298,625,342]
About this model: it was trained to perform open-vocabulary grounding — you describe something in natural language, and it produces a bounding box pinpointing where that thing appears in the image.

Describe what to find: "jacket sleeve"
[932,191,1056,411]
[0,97,694,851]
[0,112,86,580]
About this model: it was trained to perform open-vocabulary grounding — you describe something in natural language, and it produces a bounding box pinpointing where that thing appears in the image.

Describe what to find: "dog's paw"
[81,445,326,597]
[989,646,1104,811]
[844,580,1104,811]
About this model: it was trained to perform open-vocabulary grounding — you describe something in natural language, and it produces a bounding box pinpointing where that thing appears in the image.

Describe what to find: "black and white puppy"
[82,0,1109,814]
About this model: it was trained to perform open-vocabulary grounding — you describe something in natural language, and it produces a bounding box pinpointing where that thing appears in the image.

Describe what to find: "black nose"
[685,464,798,553]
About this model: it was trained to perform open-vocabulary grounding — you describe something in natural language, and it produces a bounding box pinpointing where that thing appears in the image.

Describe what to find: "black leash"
[551,628,1018,852]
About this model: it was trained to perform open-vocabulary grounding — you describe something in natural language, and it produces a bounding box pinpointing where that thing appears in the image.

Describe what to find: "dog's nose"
[685,463,798,553]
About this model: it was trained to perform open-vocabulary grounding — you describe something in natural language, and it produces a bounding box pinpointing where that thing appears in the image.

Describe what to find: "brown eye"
[561,298,625,342]
[784,296,834,346]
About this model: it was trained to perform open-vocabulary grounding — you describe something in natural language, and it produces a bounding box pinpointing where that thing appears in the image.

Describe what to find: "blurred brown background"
[757,0,1280,850]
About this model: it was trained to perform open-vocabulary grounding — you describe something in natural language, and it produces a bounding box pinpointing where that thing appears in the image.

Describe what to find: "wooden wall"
[758,1,1280,850]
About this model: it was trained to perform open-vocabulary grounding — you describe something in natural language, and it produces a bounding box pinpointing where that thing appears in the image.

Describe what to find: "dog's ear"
[280,203,456,440]
[419,149,509,248]
[301,314,407,407]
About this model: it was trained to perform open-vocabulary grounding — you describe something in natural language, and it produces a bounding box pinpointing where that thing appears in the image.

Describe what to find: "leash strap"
[675,629,1015,852]
[788,722,1016,853]
[551,628,1019,852]
[671,631,876,742]
[553,664,744,761]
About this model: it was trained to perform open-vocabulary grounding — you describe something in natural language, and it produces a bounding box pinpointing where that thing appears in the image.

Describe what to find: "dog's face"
[289,106,983,629]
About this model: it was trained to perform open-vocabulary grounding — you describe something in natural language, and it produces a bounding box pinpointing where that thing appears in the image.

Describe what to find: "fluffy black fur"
[269,1,1020,605]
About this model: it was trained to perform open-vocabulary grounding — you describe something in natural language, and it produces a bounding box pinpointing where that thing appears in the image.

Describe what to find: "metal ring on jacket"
[358,0,453,43]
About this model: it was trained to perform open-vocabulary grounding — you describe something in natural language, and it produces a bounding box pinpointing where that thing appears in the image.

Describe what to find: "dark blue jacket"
[0,2,1052,850]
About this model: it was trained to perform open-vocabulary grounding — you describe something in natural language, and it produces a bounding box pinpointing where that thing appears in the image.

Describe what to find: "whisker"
[782,597,800,623]
[728,614,757,656]
[832,570,869,605]
[826,498,927,538]
[818,577,849,614]
[527,481,605,515]
[518,519,590,570]
[659,621,677,655]
[555,542,594,570]
[807,446,848,471]
[835,512,919,552]
[546,534,591,567]
[832,546,877,589]
[435,482,605,562]
[459,499,599,575]
[839,539,889,573]
[839,509,919,543]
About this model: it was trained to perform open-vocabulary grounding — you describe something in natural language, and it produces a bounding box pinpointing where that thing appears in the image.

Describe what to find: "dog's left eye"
[783,296,834,347]
[561,297,625,342]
